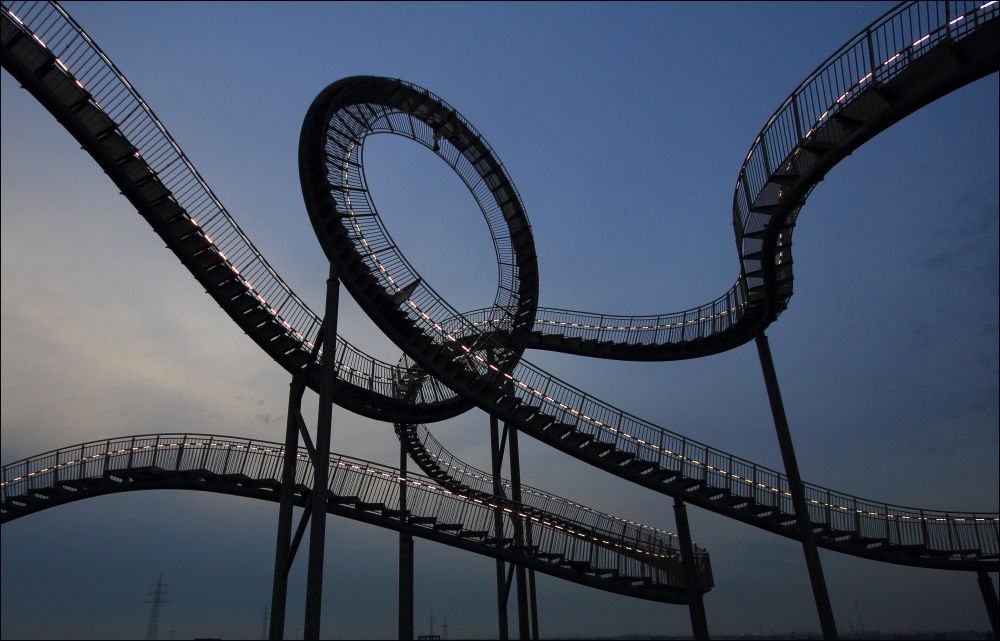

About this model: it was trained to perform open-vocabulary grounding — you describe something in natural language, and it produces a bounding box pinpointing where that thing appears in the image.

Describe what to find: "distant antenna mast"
[144,574,170,641]
[442,615,448,640]
[429,613,435,637]
[260,605,270,640]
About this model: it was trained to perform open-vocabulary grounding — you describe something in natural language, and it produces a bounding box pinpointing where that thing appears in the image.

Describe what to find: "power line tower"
[442,615,448,641]
[260,605,270,640]
[428,614,435,638]
[144,574,170,641]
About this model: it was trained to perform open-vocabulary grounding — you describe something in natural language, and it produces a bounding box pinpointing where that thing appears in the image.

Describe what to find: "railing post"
[200,437,212,471]
[221,441,233,475]
[174,439,184,473]
[127,437,136,472]
[756,333,838,640]
[102,439,111,476]
[304,261,340,640]
[866,27,878,78]
[973,514,984,558]
[760,136,772,176]
[673,497,709,640]
[946,513,957,552]
[792,94,803,141]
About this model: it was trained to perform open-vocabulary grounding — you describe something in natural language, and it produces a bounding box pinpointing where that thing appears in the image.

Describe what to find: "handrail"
[0,0,458,407]
[2,0,996,570]
[401,423,700,554]
[733,0,999,313]
[0,434,706,587]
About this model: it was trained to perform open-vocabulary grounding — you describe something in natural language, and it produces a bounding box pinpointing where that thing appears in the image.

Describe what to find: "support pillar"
[978,571,999,638]
[269,376,306,640]
[399,432,414,641]
[527,550,539,639]
[673,497,709,640]
[490,414,509,641]
[303,262,340,640]
[507,424,531,640]
[756,333,838,640]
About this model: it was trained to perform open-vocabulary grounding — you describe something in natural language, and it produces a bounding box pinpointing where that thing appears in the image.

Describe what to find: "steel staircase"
[1,0,996,577]
[0,434,710,602]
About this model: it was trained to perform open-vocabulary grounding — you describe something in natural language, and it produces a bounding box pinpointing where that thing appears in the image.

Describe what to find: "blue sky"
[1,1,997,638]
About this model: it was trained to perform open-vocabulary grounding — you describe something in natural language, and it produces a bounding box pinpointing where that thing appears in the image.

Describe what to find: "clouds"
[2,1,998,638]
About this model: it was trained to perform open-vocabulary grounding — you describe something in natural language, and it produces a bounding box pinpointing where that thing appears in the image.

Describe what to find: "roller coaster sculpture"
[1,2,998,640]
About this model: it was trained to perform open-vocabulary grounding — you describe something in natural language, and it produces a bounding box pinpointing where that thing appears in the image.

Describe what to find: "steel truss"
[1,1,998,639]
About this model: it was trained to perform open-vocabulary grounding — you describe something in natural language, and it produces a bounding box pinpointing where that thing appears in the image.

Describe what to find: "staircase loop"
[1,0,997,571]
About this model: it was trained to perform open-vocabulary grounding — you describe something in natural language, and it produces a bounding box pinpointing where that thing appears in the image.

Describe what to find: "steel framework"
[1,0,998,639]
[0,434,708,603]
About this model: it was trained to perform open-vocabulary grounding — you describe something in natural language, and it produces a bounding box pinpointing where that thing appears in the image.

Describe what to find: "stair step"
[527,413,556,430]
[646,467,680,483]
[601,450,633,466]
[833,113,865,131]
[666,478,703,491]
[768,174,800,187]
[512,404,539,422]
[408,516,437,525]
[764,511,798,525]
[545,422,575,438]
[433,523,463,532]
[800,137,835,154]
[583,440,614,456]
[563,431,593,447]
[497,396,522,413]
[743,504,775,516]
[624,459,655,474]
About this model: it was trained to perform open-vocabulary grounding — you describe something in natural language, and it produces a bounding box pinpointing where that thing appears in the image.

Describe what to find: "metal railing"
[4,0,996,566]
[0,1,463,407]
[0,435,703,586]
[453,288,748,347]
[401,423,697,554]
[733,0,999,309]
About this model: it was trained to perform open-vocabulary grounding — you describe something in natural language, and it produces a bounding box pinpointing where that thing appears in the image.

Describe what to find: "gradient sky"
[1,1,997,639]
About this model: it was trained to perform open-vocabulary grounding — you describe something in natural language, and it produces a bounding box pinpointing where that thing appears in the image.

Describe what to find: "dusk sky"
[1,2,997,639]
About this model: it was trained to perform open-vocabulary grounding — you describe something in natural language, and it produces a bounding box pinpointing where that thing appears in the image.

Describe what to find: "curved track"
[1,0,997,576]
[0,434,710,604]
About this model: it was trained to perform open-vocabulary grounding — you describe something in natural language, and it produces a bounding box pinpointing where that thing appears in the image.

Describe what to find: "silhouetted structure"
[1,2,998,641]
[144,575,169,641]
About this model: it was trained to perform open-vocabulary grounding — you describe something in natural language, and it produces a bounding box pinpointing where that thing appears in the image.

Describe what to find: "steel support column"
[303,262,340,640]
[528,567,539,641]
[756,333,838,640]
[978,571,999,638]
[269,376,305,640]
[673,497,709,640]
[398,431,414,641]
[490,414,510,641]
[507,424,531,640]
